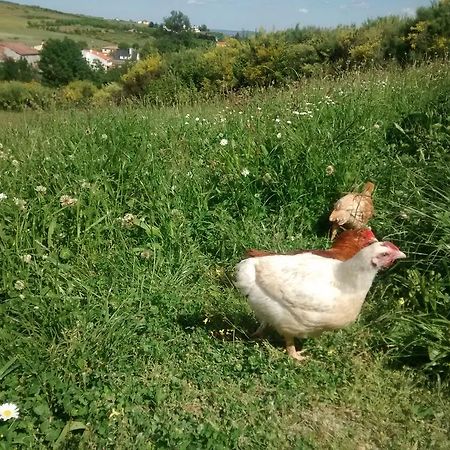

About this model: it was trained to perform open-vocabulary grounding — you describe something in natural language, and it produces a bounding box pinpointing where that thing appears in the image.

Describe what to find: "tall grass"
[0,62,449,448]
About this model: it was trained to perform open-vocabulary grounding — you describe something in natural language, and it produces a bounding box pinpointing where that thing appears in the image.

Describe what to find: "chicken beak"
[394,250,406,260]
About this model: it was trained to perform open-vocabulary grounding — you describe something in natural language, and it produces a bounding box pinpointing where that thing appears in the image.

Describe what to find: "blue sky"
[12,0,431,30]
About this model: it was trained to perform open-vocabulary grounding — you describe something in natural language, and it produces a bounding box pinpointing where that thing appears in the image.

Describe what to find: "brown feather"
[244,228,377,261]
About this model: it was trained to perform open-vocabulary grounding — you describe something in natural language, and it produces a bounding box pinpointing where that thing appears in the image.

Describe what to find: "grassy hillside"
[0,63,449,448]
[0,1,152,47]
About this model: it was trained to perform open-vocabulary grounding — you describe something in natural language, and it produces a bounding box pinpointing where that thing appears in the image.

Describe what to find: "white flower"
[14,280,25,291]
[101,133,108,140]
[13,198,27,211]
[195,117,200,121]
[292,111,300,115]
[121,213,137,229]
[140,249,152,259]
[220,139,228,146]
[325,165,335,176]
[35,185,47,194]
[275,118,280,123]
[185,122,189,125]
[241,168,250,177]
[11,159,19,167]
[286,120,292,124]
[0,193,7,201]
[21,254,32,264]
[373,123,380,129]
[60,195,78,207]
[0,403,19,421]
[276,132,282,138]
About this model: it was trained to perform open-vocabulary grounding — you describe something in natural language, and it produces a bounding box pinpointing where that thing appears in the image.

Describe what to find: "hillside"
[0,1,186,48]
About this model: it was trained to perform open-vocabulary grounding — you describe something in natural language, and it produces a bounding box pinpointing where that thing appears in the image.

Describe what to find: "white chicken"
[235,241,405,361]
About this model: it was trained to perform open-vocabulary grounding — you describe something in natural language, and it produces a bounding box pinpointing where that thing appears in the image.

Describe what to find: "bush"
[91,82,124,106]
[60,80,98,105]
[0,81,54,111]
[121,55,164,97]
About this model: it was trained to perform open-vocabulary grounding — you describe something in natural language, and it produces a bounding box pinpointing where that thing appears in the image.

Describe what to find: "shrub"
[0,81,54,111]
[121,55,164,97]
[91,82,124,106]
[60,80,98,105]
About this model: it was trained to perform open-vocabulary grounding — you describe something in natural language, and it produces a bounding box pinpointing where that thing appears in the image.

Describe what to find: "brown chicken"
[329,181,375,240]
[246,228,377,261]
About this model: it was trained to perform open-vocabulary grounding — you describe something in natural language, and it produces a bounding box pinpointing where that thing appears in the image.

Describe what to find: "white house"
[82,49,113,69]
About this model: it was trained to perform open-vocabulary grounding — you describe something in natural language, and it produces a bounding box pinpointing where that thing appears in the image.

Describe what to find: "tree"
[38,38,92,86]
[163,10,191,32]
[0,58,38,82]
[199,24,209,32]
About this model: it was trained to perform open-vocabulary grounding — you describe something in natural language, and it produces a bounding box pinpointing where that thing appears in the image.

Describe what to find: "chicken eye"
[381,252,389,257]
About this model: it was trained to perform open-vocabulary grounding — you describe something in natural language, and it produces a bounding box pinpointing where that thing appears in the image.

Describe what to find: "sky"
[10,0,432,31]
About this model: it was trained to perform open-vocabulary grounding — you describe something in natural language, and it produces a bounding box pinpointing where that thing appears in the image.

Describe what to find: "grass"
[0,62,449,448]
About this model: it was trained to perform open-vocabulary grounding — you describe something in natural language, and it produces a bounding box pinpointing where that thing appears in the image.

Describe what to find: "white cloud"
[298,8,309,14]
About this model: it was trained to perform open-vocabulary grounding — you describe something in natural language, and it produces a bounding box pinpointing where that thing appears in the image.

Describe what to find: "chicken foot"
[285,336,308,361]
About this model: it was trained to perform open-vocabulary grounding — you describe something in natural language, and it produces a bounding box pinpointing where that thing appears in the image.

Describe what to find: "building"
[101,45,118,55]
[0,42,40,65]
[82,49,113,69]
[111,48,140,65]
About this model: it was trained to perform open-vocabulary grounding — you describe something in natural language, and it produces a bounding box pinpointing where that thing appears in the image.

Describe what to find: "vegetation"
[0,61,449,448]
[38,38,92,87]
[2,1,450,111]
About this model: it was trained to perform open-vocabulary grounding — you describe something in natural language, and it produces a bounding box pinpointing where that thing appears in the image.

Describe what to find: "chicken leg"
[285,336,308,361]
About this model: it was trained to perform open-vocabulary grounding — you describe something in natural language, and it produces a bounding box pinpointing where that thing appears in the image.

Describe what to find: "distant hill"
[0,1,217,50]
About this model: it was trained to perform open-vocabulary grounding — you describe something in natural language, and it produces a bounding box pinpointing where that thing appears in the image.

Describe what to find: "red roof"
[0,42,40,56]
[84,49,112,62]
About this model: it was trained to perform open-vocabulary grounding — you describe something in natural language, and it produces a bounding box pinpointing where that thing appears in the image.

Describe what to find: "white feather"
[236,244,385,339]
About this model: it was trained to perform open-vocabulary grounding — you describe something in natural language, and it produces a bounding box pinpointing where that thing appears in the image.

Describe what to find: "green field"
[0,1,151,47]
[0,63,449,448]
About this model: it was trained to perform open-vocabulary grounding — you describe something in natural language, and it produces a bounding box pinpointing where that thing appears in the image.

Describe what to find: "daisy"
[0,193,7,201]
[0,403,19,421]
[220,139,228,146]
[276,132,282,138]
[241,168,250,177]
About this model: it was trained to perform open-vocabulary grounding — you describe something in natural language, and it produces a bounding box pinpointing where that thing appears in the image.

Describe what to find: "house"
[82,49,113,69]
[111,48,140,65]
[0,42,40,65]
[101,45,118,55]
